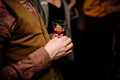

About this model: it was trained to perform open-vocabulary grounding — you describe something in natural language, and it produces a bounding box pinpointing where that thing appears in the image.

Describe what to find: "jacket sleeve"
[17,47,51,80]
[0,17,52,80]
[83,0,114,17]
[0,47,51,80]
[0,1,51,80]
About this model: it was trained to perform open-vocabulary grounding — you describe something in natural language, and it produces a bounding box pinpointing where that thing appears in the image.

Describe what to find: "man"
[0,0,73,80]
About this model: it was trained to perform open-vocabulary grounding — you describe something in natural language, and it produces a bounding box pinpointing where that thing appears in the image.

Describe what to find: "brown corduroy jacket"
[0,0,62,80]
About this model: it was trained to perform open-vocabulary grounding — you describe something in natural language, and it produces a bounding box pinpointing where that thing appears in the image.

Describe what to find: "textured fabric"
[0,47,51,80]
[32,0,46,24]
[0,0,61,80]
[2,0,50,61]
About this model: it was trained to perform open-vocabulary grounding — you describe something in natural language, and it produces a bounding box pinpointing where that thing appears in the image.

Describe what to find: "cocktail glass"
[52,20,66,37]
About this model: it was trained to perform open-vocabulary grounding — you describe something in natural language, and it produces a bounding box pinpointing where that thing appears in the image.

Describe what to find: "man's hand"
[44,36,73,60]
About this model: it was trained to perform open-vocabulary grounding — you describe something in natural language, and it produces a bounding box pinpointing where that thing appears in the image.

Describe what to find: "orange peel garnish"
[56,24,62,35]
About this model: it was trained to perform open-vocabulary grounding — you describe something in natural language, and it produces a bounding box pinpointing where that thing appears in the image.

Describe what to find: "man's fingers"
[65,43,73,52]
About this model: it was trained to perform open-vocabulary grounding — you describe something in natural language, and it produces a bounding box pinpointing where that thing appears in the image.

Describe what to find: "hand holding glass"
[52,20,66,37]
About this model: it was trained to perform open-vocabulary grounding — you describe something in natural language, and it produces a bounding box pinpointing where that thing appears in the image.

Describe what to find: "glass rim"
[52,20,66,25]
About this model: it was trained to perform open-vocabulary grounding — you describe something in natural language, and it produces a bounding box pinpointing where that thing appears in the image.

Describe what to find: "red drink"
[53,20,66,37]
